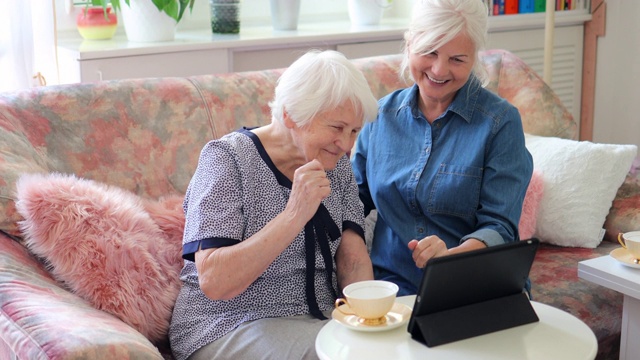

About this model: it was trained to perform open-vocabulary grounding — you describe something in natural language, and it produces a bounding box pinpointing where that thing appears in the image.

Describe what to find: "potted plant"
[74,0,195,23]
[72,0,118,40]
[72,0,196,42]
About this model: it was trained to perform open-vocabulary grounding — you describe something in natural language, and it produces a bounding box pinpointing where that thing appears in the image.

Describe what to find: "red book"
[505,0,519,14]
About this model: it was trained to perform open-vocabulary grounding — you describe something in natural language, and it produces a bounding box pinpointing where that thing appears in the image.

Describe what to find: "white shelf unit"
[56,9,591,124]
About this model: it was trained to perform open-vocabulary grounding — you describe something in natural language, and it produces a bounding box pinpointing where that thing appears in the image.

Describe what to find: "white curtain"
[0,0,58,92]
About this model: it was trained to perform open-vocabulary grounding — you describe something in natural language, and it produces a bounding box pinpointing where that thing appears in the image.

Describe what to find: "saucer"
[610,247,640,269]
[331,302,412,332]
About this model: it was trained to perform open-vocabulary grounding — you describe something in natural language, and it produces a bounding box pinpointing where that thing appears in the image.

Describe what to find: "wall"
[592,1,640,149]
[55,0,414,34]
[55,1,634,148]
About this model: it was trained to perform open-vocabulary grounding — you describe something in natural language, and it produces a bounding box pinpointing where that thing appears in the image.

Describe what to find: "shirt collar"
[401,75,483,124]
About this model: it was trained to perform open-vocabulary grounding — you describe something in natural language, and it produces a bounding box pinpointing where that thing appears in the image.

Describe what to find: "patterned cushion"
[481,49,577,139]
[604,157,640,242]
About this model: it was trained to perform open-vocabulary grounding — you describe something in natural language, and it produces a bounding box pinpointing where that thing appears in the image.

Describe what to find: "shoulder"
[466,84,521,132]
[200,131,256,162]
[473,83,519,118]
[367,86,417,131]
[379,86,414,110]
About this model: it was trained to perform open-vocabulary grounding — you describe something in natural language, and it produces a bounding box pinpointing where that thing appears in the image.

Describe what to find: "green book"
[534,0,546,12]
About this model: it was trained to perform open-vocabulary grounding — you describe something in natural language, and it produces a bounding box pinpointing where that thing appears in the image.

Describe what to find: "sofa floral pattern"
[0,50,636,359]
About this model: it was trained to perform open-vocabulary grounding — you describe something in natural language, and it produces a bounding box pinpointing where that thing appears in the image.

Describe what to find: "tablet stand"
[409,292,539,347]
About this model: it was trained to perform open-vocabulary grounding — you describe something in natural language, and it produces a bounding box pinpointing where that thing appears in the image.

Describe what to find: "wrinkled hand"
[286,159,331,223]
[407,235,448,268]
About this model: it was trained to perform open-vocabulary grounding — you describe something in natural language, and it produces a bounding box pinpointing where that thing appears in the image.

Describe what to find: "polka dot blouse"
[169,128,365,360]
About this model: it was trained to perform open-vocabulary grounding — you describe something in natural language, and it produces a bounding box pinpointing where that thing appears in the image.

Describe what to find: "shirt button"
[418,228,424,233]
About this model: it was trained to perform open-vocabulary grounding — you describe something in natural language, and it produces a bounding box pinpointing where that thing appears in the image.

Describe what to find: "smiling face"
[409,32,476,111]
[287,100,362,171]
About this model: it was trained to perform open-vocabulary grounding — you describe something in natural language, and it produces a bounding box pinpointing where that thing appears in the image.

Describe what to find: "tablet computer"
[408,238,540,347]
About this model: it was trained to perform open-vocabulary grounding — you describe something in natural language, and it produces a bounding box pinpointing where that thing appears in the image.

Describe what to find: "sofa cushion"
[525,133,638,248]
[14,172,185,343]
[480,49,577,140]
[604,156,640,242]
[519,170,544,240]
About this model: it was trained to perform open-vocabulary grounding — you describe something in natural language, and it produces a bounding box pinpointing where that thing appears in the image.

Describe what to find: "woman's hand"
[285,159,331,224]
[407,236,448,268]
[408,237,488,268]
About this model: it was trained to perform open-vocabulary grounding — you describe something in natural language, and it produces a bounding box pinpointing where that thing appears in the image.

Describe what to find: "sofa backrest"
[0,49,575,236]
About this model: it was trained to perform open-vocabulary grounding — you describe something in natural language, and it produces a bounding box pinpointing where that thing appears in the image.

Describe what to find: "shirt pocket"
[427,163,483,219]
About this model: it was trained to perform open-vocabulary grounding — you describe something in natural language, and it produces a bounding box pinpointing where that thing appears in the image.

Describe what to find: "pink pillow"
[15,173,185,343]
[519,170,544,240]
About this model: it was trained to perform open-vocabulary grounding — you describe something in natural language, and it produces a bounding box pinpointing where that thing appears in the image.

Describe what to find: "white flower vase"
[120,0,177,42]
[348,0,391,27]
[270,0,301,31]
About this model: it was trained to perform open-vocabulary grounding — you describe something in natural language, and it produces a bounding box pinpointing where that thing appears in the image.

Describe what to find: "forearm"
[196,209,305,300]
[336,229,374,292]
[448,238,486,256]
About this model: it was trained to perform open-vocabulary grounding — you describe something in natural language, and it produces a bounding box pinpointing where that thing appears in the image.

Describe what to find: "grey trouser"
[189,311,332,360]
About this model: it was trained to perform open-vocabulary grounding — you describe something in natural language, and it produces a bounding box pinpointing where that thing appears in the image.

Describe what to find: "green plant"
[74,0,196,23]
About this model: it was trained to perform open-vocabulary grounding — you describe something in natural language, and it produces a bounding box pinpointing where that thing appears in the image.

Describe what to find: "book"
[505,0,519,14]
[497,0,505,14]
[534,0,546,12]
[519,0,535,13]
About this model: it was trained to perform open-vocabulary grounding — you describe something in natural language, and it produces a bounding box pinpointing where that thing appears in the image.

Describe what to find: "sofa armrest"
[0,233,163,359]
[604,156,640,242]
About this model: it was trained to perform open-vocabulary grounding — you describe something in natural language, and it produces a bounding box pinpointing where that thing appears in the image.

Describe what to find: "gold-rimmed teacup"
[618,231,640,263]
[334,280,398,326]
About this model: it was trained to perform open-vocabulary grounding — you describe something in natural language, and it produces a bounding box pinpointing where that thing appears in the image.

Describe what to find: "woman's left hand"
[407,236,448,268]
[408,237,488,268]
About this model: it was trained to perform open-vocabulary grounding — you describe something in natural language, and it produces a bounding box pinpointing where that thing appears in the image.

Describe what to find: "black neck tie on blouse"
[304,204,341,320]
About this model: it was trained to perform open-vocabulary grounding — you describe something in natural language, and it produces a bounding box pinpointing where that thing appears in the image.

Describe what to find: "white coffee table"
[578,254,640,360]
[316,295,597,360]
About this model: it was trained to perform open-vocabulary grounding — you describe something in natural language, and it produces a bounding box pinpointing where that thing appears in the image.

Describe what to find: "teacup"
[618,231,640,260]
[335,280,398,326]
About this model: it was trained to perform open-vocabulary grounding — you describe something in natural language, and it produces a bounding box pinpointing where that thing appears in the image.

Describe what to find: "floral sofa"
[0,49,638,360]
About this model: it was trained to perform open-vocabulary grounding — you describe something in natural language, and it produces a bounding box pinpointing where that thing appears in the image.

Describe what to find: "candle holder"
[210,0,241,34]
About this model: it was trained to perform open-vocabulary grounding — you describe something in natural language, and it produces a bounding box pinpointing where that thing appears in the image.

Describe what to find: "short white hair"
[400,0,489,85]
[269,50,378,127]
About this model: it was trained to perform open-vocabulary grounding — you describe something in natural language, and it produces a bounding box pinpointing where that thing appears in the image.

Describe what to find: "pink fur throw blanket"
[519,170,544,240]
[15,173,185,343]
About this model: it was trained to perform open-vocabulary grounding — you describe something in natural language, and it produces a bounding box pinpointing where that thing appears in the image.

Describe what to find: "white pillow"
[525,134,637,248]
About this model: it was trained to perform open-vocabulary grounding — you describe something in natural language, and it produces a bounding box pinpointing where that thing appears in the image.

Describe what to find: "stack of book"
[483,0,590,16]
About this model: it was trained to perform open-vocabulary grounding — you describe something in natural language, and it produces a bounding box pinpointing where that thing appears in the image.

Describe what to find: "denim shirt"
[351,77,533,295]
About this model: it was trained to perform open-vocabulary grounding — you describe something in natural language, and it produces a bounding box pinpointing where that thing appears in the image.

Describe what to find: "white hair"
[269,50,378,127]
[400,0,489,85]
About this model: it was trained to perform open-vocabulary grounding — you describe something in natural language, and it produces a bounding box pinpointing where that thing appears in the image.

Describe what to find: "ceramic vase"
[120,0,177,42]
[270,0,301,31]
[76,6,118,40]
[348,0,390,26]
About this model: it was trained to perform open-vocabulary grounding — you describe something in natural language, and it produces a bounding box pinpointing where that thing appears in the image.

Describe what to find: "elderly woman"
[351,0,533,296]
[169,50,378,360]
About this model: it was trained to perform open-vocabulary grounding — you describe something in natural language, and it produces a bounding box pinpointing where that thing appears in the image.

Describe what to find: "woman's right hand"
[286,159,331,223]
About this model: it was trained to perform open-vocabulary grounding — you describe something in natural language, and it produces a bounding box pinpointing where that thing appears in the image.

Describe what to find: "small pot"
[76,6,118,40]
